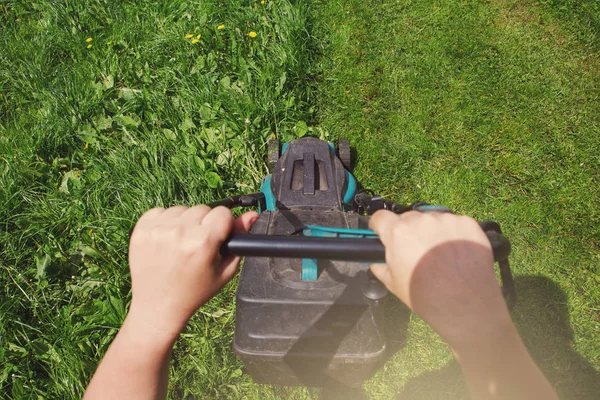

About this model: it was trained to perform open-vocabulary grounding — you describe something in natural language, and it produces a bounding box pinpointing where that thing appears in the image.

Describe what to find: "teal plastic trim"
[304,225,376,237]
[301,258,318,280]
[259,175,276,212]
[301,225,381,275]
[415,205,453,213]
[328,142,335,153]
[343,170,358,205]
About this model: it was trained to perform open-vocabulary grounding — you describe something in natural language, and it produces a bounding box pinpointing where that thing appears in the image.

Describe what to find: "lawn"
[1,0,599,399]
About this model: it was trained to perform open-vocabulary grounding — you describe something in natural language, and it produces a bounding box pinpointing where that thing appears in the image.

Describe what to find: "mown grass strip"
[311,0,599,398]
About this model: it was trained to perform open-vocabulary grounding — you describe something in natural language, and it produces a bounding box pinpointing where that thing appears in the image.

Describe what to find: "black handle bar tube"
[223,234,515,307]
[222,233,511,263]
[222,235,385,262]
[208,195,245,209]
[208,192,265,209]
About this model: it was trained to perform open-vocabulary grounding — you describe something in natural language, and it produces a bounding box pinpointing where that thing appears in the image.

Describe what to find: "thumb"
[214,211,259,285]
[217,255,242,287]
[233,211,259,234]
[369,263,394,289]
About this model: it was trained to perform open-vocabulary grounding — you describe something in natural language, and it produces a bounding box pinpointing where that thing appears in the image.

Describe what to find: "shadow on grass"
[396,275,600,399]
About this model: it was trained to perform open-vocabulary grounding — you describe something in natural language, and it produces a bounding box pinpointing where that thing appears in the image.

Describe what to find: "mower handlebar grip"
[223,235,385,262]
[222,230,510,264]
[222,229,515,307]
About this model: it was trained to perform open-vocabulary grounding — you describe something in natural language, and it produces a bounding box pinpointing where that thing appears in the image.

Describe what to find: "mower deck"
[233,138,388,387]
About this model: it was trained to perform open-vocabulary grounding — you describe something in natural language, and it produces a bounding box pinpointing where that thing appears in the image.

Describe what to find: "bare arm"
[369,210,558,400]
[455,326,557,399]
[83,206,258,400]
[83,315,175,400]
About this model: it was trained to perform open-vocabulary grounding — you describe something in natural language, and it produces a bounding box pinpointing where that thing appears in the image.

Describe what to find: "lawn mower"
[210,137,515,387]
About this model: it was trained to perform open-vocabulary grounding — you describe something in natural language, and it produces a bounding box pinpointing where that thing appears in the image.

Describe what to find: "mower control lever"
[208,192,265,210]
[354,191,410,214]
[354,191,457,215]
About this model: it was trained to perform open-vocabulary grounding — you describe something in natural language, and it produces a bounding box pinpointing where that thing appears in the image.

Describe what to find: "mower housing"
[233,137,389,387]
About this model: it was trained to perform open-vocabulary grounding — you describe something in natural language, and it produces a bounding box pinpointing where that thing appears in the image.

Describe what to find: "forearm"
[83,315,177,400]
[83,206,255,399]
[453,323,558,400]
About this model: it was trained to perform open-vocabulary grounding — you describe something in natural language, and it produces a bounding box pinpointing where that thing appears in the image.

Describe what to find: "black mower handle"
[222,228,515,308]
[223,235,384,262]
[209,192,515,307]
[222,228,510,263]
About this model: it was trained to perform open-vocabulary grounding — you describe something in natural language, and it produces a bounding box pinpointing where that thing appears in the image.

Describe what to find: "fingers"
[233,211,259,234]
[214,212,259,284]
[135,206,188,234]
[135,207,165,230]
[180,205,211,225]
[215,211,259,283]
[136,205,241,233]
[370,263,393,286]
[369,209,395,231]
[369,210,399,247]
[217,256,242,286]
[134,205,255,289]
[370,210,428,245]
[161,205,189,221]
[369,211,425,280]
[200,206,235,243]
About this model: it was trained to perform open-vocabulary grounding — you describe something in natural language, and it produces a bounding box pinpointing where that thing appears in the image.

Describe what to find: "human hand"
[125,205,258,343]
[369,210,514,352]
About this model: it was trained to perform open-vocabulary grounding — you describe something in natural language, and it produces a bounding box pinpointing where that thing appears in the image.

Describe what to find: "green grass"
[311,0,600,398]
[1,0,317,398]
[1,0,599,398]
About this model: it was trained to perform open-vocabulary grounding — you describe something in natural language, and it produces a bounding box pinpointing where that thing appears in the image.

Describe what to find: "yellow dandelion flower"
[106,41,112,45]
[196,34,201,39]
[86,37,93,42]
[185,33,193,39]
[248,31,257,38]
[85,142,89,149]
[191,38,199,44]
[261,0,265,4]
[87,44,93,49]
[217,24,225,30]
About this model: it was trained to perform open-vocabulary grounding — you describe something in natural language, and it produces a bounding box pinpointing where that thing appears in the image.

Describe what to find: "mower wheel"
[337,139,352,171]
[267,139,280,172]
